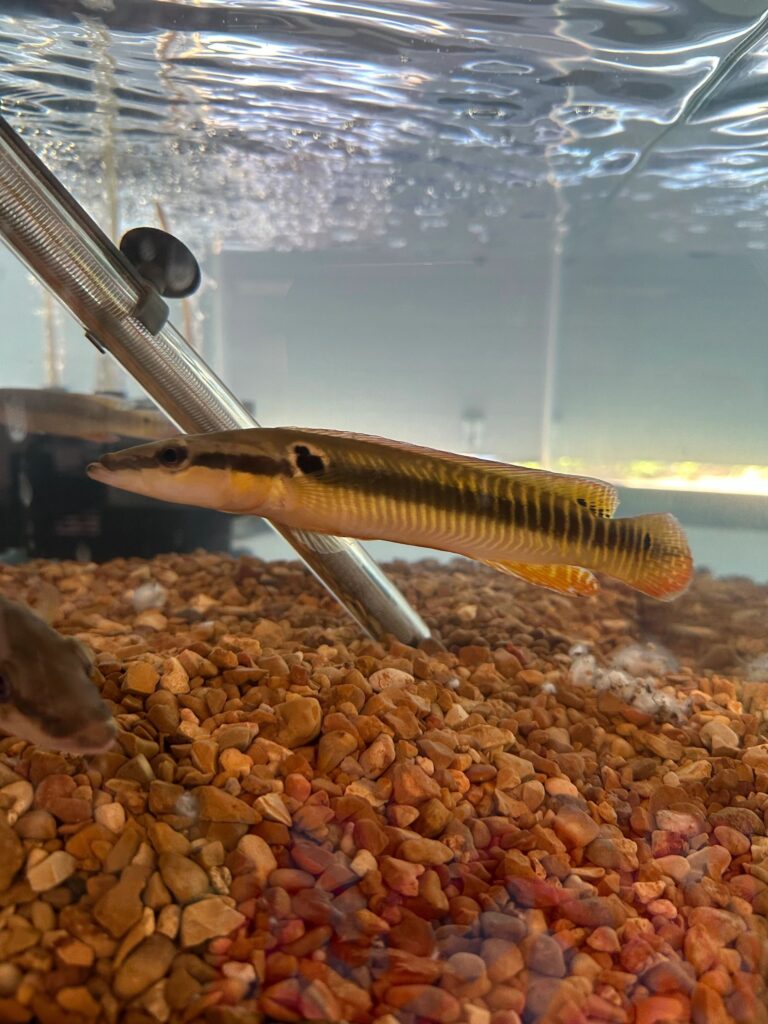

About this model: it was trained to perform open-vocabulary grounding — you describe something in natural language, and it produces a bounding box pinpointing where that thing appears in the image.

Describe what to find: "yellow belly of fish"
[274,483,545,563]
[265,478,602,597]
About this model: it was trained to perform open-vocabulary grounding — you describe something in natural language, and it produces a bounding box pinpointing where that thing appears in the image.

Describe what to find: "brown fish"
[87,427,693,600]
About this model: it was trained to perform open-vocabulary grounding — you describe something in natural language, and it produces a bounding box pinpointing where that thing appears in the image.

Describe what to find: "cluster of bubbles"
[568,640,692,722]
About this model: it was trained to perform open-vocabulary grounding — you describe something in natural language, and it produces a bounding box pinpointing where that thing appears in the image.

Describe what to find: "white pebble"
[157,904,181,940]
[132,581,168,613]
[350,849,378,877]
[569,642,591,657]
[222,961,256,984]
[569,654,597,687]
[173,793,198,820]
[27,851,76,893]
[94,801,126,833]
[445,704,469,726]
[369,668,414,691]
[0,781,33,825]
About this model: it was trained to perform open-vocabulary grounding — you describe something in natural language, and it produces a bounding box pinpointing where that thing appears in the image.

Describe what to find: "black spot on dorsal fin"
[577,495,610,518]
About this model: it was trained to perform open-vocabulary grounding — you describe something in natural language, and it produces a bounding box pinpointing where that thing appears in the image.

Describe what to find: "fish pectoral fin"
[480,560,598,596]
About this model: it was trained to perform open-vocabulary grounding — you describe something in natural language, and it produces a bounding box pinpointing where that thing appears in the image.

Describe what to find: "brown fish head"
[0,599,116,754]
[86,433,285,513]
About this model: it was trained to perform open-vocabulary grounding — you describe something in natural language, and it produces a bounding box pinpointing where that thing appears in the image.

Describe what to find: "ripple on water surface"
[1,0,768,251]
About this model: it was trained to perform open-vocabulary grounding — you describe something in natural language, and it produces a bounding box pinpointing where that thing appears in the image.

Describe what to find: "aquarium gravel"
[0,553,766,1024]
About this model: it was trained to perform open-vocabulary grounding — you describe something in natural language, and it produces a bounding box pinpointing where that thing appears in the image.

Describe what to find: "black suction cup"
[119,227,202,299]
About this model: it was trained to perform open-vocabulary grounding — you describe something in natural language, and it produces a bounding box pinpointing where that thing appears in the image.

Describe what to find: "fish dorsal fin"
[480,560,599,597]
[277,427,620,519]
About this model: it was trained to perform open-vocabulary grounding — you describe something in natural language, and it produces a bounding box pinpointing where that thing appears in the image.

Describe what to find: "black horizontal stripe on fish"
[100,450,158,473]
[100,448,293,477]
[191,451,294,477]
[276,458,611,546]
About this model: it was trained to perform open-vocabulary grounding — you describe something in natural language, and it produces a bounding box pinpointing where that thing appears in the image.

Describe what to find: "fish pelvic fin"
[480,560,599,597]
[611,513,693,600]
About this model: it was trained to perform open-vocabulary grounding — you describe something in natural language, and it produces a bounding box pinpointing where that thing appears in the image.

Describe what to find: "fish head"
[86,435,280,513]
[0,599,117,754]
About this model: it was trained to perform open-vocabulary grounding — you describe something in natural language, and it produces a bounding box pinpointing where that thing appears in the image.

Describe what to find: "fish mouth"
[0,711,118,756]
[58,717,118,756]
[87,451,122,476]
[87,447,160,482]
[87,454,128,483]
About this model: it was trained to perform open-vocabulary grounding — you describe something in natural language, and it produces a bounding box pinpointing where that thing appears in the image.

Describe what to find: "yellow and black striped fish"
[86,427,693,600]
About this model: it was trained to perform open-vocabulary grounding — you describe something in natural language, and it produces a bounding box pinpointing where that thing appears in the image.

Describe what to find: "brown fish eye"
[157,444,187,469]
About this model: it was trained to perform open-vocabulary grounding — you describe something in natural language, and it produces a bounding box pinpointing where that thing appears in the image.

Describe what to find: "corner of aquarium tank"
[0,4,766,1022]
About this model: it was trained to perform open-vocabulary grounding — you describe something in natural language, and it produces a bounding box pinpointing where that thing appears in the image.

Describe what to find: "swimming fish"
[86,428,693,601]
[0,388,176,444]
[0,594,116,753]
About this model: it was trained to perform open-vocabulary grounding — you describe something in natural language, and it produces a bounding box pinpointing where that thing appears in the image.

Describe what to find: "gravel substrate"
[0,552,766,1024]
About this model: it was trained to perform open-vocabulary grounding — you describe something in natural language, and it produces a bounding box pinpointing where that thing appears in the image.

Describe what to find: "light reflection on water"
[1,1,768,251]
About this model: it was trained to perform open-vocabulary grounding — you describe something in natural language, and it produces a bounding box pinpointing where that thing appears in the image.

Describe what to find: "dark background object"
[0,430,232,561]
[0,430,23,552]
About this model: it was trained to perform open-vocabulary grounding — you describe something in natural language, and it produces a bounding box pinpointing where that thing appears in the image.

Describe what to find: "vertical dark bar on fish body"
[0,113,432,645]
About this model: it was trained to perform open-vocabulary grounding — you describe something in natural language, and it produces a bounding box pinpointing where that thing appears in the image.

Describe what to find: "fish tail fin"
[611,513,693,600]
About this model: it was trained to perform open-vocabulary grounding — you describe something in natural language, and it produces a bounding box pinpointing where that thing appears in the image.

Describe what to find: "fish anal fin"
[481,560,598,597]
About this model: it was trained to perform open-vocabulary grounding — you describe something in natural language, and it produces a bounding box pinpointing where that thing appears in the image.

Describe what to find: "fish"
[0,388,176,444]
[86,427,694,601]
[0,594,116,754]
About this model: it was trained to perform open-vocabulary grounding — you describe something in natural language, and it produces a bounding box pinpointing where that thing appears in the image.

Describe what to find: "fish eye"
[0,674,11,703]
[157,444,188,469]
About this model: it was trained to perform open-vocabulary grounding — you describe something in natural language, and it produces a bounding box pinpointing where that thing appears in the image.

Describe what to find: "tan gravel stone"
[113,934,176,1000]
[269,696,322,747]
[2,551,767,1024]
[26,850,76,893]
[158,853,211,903]
[180,897,246,948]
